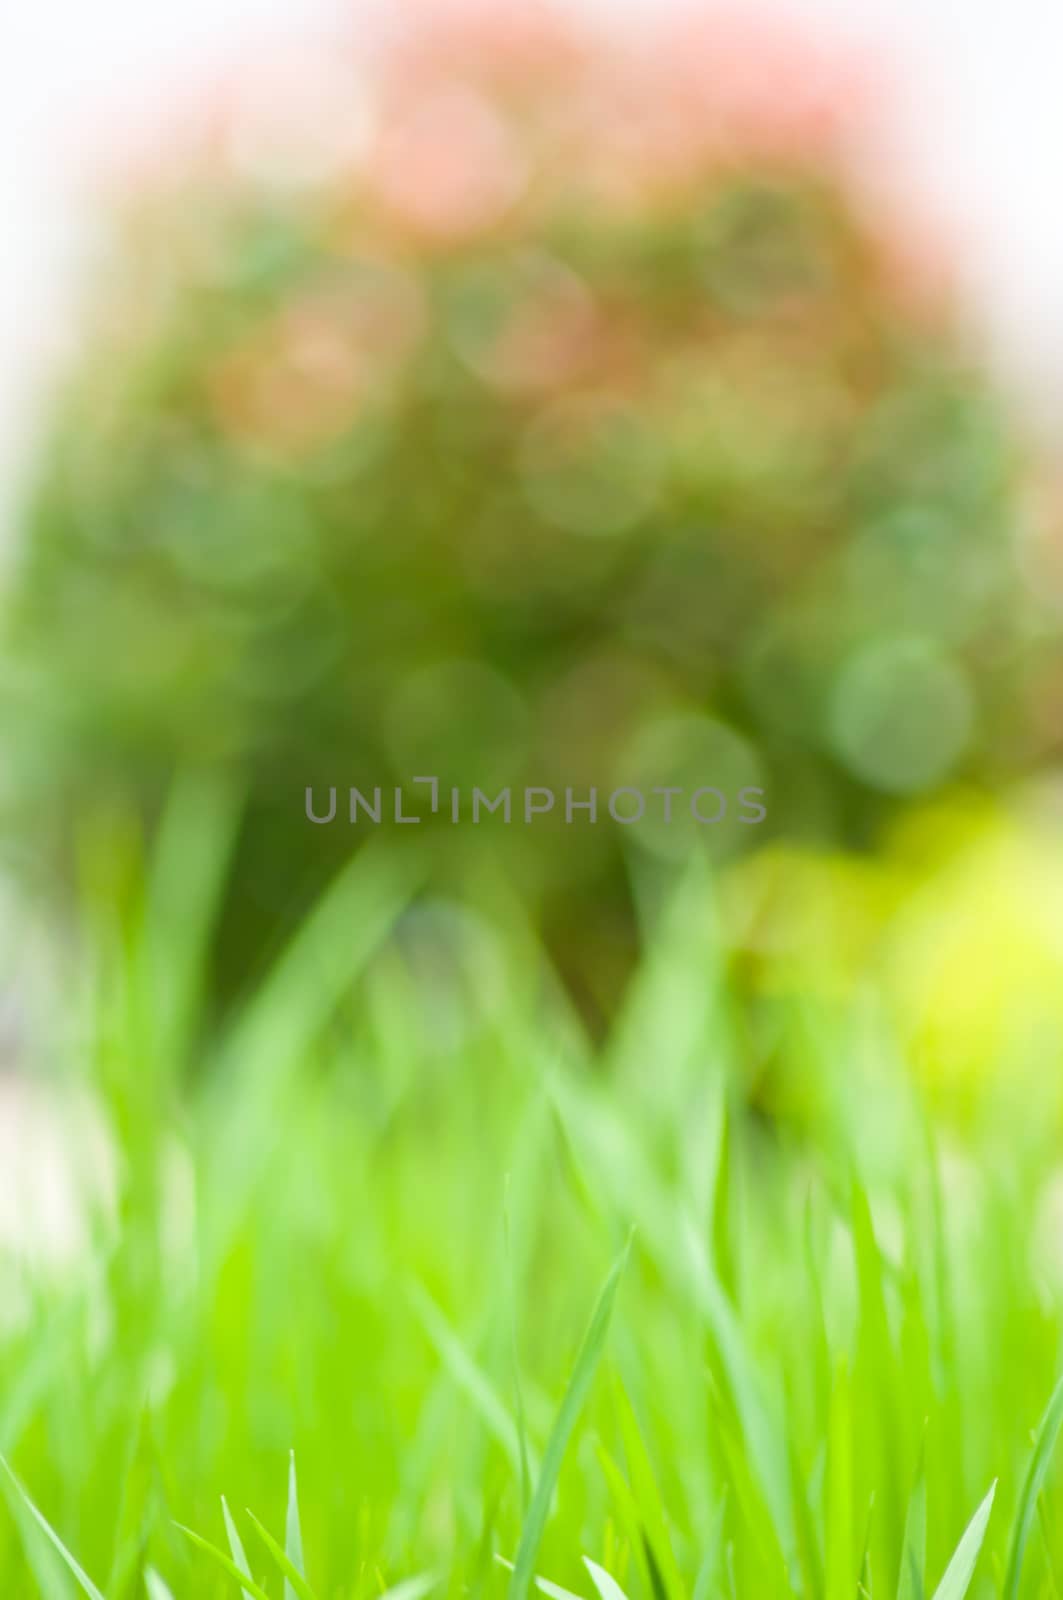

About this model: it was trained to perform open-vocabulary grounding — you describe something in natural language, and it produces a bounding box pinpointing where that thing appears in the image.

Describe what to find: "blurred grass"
[3,10,1063,1596]
[3,785,1063,1596]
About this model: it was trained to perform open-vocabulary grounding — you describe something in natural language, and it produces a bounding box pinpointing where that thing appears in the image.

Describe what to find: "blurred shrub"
[0,1,1043,1018]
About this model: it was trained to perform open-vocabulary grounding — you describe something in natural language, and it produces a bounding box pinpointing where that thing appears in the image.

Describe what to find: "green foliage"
[1,816,1063,1596]
[0,9,1038,1018]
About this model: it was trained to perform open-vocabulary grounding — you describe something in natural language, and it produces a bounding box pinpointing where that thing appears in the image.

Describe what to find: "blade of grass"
[377,1574,437,1600]
[584,1556,631,1600]
[505,1177,533,1515]
[222,1496,255,1600]
[174,1522,274,1600]
[0,1456,105,1600]
[407,1281,526,1482]
[246,1507,318,1600]
[141,770,243,1068]
[706,1378,789,1597]
[787,1423,824,1600]
[596,1444,662,1600]
[1038,1499,1063,1600]
[216,840,422,1083]
[508,1241,629,1600]
[495,1553,583,1600]
[1003,1371,1063,1600]
[692,1496,727,1600]
[709,1100,734,1298]
[850,1178,902,1564]
[931,1482,996,1600]
[547,1069,793,1566]
[825,1361,855,1600]
[285,1452,307,1600]
[536,1580,584,1600]
[858,1497,875,1600]
[612,1380,685,1600]
[897,1450,927,1600]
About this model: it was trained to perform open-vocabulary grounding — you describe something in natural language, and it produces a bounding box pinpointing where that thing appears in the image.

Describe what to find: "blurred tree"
[0,0,1042,1022]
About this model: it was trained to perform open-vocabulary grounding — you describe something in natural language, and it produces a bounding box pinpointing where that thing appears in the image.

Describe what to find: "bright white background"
[3,0,1063,512]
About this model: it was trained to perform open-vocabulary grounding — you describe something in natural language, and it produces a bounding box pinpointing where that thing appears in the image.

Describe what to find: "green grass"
[3,784,1063,1597]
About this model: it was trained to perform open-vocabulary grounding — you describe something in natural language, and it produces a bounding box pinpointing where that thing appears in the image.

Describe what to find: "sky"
[3,0,1063,511]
